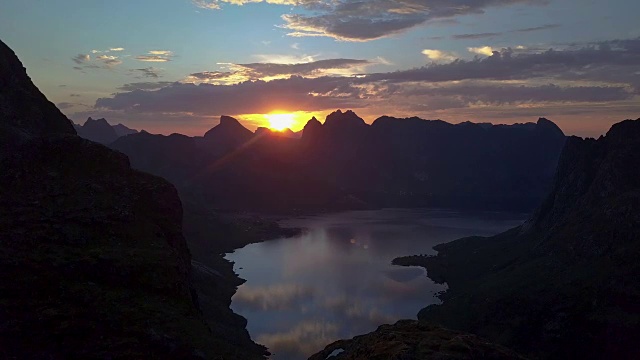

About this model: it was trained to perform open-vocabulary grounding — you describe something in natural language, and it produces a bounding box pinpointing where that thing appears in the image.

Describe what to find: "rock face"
[0,39,75,149]
[309,320,525,360]
[395,119,640,359]
[0,38,265,359]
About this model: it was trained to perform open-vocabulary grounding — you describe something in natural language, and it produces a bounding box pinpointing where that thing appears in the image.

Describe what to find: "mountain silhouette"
[110,110,566,212]
[112,122,139,137]
[394,119,640,359]
[0,38,265,359]
[74,117,119,144]
[199,115,254,156]
[74,117,138,144]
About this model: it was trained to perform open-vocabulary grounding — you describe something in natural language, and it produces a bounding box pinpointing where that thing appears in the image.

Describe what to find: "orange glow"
[264,113,296,131]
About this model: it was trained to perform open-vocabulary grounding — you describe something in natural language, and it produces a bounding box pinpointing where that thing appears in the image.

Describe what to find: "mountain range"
[73,117,138,144]
[107,110,567,213]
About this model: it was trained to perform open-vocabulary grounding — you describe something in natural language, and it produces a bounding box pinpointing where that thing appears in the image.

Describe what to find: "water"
[226,209,526,359]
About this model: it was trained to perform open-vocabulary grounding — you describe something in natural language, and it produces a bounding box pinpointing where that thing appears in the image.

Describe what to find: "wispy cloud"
[135,50,174,62]
[131,67,164,78]
[451,24,561,40]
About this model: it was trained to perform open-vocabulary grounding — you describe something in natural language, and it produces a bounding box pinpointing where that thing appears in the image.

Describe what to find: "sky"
[1,0,639,136]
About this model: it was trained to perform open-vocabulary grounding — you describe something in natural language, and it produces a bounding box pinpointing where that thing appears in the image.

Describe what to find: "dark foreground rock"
[308,320,526,360]
[0,38,266,359]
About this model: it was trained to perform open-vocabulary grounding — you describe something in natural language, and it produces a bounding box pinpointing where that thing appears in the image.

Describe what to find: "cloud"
[93,37,640,123]
[515,23,561,33]
[453,32,501,40]
[450,24,561,40]
[95,76,362,114]
[236,58,371,78]
[192,0,549,42]
[96,55,123,67]
[131,67,164,78]
[279,0,550,41]
[468,46,495,56]
[187,58,371,83]
[110,47,125,51]
[396,82,634,105]
[148,50,173,56]
[366,38,640,84]
[117,81,175,91]
[72,54,90,64]
[422,49,457,62]
[135,50,173,62]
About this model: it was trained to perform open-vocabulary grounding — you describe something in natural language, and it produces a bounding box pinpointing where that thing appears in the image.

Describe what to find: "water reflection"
[227,209,525,359]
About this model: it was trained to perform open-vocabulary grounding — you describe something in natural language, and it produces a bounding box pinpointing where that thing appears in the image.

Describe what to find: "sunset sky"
[1,0,639,136]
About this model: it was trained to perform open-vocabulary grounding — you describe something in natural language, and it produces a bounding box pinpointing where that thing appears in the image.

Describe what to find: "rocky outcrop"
[395,118,640,359]
[309,320,525,360]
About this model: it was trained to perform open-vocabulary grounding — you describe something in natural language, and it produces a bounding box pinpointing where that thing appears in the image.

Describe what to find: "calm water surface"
[226,209,525,360]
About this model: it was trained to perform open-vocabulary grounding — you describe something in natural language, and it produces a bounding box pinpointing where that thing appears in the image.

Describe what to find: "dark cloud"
[397,83,634,104]
[452,32,502,40]
[95,76,362,114]
[451,23,561,39]
[515,23,561,32]
[281,0,550,41]
[117,81,175,91]
[93,38,640,119]
[72,54,90,64]
[236,58,370,78]
[365,38,640,84]
[131,67,164,79]
[188,71,234,81]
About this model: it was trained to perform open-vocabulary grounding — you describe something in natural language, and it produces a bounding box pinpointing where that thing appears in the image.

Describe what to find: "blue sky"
[1,0,639,136]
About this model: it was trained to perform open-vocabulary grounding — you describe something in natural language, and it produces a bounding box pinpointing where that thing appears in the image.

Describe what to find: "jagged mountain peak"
[325,109,366,128]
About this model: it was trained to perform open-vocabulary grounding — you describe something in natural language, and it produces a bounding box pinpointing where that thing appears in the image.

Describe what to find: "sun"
[265,113,295,131]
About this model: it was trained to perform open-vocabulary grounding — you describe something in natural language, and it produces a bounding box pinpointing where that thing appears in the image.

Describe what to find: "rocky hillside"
[394,119,640,359]
[309,320,525,360]
[0,38,265,359]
